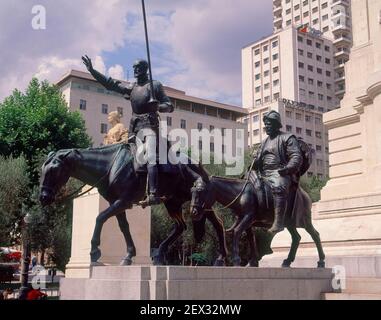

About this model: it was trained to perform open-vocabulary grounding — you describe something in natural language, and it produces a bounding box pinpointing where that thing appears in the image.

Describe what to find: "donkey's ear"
[47,151,56,159]
[57,150,72,160]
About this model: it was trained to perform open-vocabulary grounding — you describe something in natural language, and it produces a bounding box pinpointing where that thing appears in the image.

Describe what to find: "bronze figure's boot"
[269,195,287,234]
[140,164,161,207]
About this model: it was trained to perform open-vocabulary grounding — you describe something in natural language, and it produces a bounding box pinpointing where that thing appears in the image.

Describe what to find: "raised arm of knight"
[81,55,132,97]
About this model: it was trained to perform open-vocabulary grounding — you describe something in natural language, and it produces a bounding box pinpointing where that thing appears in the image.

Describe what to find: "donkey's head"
[190,177,208,222]
[39,150,72,206]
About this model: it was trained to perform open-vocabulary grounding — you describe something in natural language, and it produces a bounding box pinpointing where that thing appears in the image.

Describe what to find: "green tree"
[0,156,29,246]
[0,78,92,270]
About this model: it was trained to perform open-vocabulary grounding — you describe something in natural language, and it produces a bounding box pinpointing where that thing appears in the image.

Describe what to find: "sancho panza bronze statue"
[82,56,174,207]
[253,110,303,233]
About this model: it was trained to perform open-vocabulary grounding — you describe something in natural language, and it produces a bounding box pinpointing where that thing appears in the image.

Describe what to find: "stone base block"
[60,266,334,300]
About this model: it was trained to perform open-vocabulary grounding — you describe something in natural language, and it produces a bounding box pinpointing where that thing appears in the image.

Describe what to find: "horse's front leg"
[245,227,259,267]
[90,199,127,263]
[116,211,136,266]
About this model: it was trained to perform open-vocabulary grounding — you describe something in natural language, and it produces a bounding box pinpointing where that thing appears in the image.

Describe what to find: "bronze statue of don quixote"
[39,0,325,269]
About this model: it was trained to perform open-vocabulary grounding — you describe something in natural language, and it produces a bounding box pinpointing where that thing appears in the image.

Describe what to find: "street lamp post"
[19,213,31,299]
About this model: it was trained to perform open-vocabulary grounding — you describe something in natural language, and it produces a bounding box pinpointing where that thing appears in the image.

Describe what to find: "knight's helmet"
[263,110,282,128]
[133,59,149,74]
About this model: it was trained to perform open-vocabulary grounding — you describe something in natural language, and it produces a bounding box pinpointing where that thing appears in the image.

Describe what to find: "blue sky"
[0,0,272,106]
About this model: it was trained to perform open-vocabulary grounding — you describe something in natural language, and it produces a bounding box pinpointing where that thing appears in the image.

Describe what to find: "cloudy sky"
[0,0,272,106]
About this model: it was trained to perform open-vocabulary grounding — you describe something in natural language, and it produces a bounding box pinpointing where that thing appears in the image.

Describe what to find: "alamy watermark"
[331,265,346,290]
[134,122,245,176]
[31,5,46,30]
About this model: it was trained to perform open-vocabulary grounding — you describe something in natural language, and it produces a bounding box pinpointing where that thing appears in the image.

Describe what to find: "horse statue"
[190,171,326,268]
[39,142,228,266]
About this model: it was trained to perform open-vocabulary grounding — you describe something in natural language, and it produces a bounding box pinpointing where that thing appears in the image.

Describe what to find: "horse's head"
[190,177,208,222]
[39,150,72,206]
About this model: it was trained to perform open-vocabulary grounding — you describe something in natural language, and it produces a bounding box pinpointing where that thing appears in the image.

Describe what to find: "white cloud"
[108,64,125,80]
[0,0,272,106]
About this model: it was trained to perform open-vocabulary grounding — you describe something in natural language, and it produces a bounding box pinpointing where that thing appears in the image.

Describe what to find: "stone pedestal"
[60,266,335,300]
[65,189,151,279]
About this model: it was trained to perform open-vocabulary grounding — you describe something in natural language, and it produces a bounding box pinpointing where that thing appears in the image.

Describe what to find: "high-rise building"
[241,27,336,176]
[272,0,352,100]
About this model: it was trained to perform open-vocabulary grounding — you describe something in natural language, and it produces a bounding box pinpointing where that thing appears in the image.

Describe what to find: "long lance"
[141,0,156,102]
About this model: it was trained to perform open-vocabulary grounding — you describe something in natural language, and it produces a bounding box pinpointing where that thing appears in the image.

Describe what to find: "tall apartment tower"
[273,0,353,100]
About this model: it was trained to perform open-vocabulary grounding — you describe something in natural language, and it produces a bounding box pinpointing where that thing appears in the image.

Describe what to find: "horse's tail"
[193,214,207,243]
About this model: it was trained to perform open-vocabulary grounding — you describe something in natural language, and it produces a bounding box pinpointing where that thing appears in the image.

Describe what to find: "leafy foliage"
[0,78,91,270]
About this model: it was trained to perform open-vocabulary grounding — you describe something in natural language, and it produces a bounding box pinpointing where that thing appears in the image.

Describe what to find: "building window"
[316,131,322,138]
[264,58,269,64]
[264,83,270,90]
[317,81,323,87]
[272,54,278,60]
[274,93,280,100]
[255,49,260,55]
[317,68,322,74]
[305,115,312,122]
[101,103,108,114]
[299,62,304,69]
[300,88,306,96]
[316,55,322,62]
[286,111,292,118]
[325,45,330,52]
[272,41,278,48]
[255,99,262,106]
[273,66,279,73]
[307,52,313,59]
[309,91,315,98]
[316,42,321,49]
[255,74,261,80]
[296,127,302,134]
[295,16,300,22]
[264,70,270,77]
[322,14,329,21]
[313,18,319,25]
[307,39,312,46]
[315,117,322,124]
[299,75,305,82]
[322,2,328,9]
[264,96,270,103]
[316,145,322,152]
[326,71,331,77]
[306,129,312,136]
[263,45,268,52]
[296,113,302,120]
[255,86,261,93]
[286,125,292,132]
[273,80,279,87]
[253,129,259,136]
[255,61,260,68]
[80,99,87,110]
[181,119,186,129]
[253,115,259,122]
[303,11,309,17]
[298,36,303,43]
[312,7,318,13]
[167,116,172,126]
[298,49,304,56]
[101,123,108,134]
[325,58,331,64]
[117,107,123,116]
[326,83,332,90]
[317,159,323,166]
[323,26,329,32]
[318,106,324,112]
[286,19,292,26]
[308,78,314,85]
[210,125,214,132]
[318,94,324,101]
[308,65,314,72]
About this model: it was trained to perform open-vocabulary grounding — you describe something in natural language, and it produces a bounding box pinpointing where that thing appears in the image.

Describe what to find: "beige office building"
[273,0,353,100]
[55,70,248,156]
[242,27,337,176]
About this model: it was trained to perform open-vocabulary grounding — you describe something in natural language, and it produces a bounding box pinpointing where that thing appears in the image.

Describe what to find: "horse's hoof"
[213,259,225,267]
[246,260,259,267]
[281,259,292,268]
[232,258,241,267]
[90,249,101,263]
[153,255,165,266]
[120,257,133,266]
[317,260,325,268]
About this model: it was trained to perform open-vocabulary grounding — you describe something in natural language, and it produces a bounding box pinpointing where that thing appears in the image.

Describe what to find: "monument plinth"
[60,266,335,300]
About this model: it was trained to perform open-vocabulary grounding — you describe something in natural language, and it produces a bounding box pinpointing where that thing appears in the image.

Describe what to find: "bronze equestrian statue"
[190,111,325,268]
[39,144,228,266]
[82,55,173,207]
